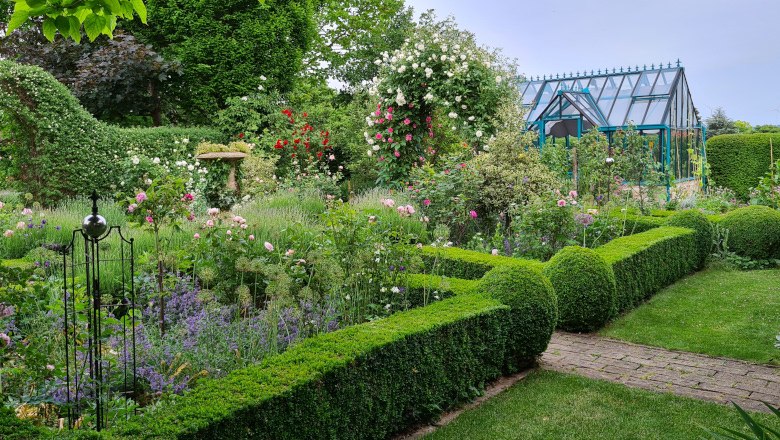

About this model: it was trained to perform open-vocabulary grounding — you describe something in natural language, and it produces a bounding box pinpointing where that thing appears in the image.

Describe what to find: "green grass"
[601,268,780,364]
[426,370,776,440]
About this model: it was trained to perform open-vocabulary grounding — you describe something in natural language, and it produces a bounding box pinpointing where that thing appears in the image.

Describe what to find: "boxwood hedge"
[418,245,544,279]
[595,226,698,313]
[0,61,224,204]
[707,133,780,199]
[543,246,617,332]
[718,205,780,260]
[665,210,713,268]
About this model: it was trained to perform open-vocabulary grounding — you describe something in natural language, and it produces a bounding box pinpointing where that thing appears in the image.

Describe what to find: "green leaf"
[104,0,121,15]
[55,15,71,37]
[42,17,57,41]
[7,2,31,35]
[66,16,82,42]
[129,0,146,23]
[83,13,105,41]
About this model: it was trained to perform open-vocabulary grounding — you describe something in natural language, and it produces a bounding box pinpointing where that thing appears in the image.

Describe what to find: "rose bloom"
[193,233,201,239]
[16,221,26,229]
[569,190,578,198]
[469,210,478,219]
[423,199,431,206]
[206,219,215,228]
[3,230,13,238]
[264,242,274,252]
[381,198,395,208]
[248,234,255,241]
[145,216,154,223]
[405,205,415,215]
[226,230,232,236]
[21,208,32,216]
[557,199,567,207]
[127,203,137,213]
[135,192,147,203]
[208,207,220,216]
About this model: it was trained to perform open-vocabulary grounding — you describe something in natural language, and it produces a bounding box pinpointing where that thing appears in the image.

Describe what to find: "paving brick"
[541,332,779,413]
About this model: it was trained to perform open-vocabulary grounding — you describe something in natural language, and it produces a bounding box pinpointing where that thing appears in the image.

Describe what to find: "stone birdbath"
[195,151,248,191]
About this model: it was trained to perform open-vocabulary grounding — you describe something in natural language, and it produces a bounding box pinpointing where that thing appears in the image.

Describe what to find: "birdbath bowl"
[195,151,248,191]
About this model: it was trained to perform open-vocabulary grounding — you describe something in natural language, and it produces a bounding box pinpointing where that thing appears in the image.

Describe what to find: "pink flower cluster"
[396,205,416,217]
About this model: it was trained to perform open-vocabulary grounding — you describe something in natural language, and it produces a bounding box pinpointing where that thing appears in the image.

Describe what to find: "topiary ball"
[478,263,557,372]
[543,246,617,333]
[665,210,713,268]
[719,205,780,260]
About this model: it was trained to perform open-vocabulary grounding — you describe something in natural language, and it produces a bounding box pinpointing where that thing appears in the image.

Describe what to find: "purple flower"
[575,213,594,227]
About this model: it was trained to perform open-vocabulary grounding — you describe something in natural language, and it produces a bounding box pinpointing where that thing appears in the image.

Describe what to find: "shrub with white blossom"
[366,13,520,185]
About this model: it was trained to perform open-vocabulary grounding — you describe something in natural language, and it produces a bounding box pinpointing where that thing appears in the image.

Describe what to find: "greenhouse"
[521,62,706,181]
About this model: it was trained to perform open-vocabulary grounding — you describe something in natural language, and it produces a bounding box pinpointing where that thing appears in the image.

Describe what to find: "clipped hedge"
[595,226,698,312]
[0,406,45,440]
[418,245,544,279]
[0,61,224,204]
[405,273,479,306]
[543,246,617,332]
[719,205,780,260]
[707,133,780,199]
[477,264,558,371]
[665,210,713,268]
[610,212,666,234]
[112,295,509,439]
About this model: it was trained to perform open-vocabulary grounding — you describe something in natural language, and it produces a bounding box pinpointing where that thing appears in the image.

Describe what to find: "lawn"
[601,268,780,364]
[425,370,776,440]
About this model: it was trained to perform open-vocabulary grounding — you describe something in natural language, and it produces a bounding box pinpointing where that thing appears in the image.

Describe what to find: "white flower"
[257,85,264,91]
[461,105,467,109]
[259,75,267,81]
[395,90,407,106]
[131,156,140,165]
[412,62,419,69]
[440,55,447,62]
[374,59,382,65]
[241,96,248,101]
[468,116,475,121]
[416,43,424,51]
[455,96,462,102]
[496,75,503,83]
[397,65,406,73]
[391,286,400,294]
[425,67,433,78]
[384,303,392,310]
[424,93,434,101]
[476,130,483,138]
[152,157,160,164]
[182,138,189,144]
[460,54,466,61]
[367,150,373,157]
[441,44,448,52]
[448,112,458,119]
[372,145,380,151]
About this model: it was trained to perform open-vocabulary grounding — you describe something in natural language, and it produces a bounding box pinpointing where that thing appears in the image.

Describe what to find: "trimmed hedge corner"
[103,263,556,439]
[595,226,698,312]
[665,210,713,268]
[719,205,780,260]
[405,273,479,305]
[543,246,617,332]
[707,133,780,199]
[478,264,558,372]
[610,212,667,234]
[418,245,544,279]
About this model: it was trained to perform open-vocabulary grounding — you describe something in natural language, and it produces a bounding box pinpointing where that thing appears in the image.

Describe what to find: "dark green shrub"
[719,206,780,260]
[665,210,713,268]
[478,264,558,371]
[0,259,36,285]
[543,246,617,332]
[0,61,224,204]
[404,273,479,306]
[707,134,780,200]
[0,406,45,440]
[110,294,511,439]
[419,245,544,279]
[595,227,698,312]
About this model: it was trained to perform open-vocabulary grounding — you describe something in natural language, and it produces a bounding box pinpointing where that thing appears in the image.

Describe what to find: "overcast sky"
[407,0,780,125]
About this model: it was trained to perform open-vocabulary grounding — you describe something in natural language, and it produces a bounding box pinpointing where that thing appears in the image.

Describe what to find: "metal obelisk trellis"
[61,191,137,431]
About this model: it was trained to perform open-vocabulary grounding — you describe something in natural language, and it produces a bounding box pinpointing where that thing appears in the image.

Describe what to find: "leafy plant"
[704,402,780,439]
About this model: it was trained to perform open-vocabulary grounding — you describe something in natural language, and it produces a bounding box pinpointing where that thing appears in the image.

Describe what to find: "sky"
[406,0,780,126]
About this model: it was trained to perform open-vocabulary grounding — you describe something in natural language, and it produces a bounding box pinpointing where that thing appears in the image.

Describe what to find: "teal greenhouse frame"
[520,61,707,186]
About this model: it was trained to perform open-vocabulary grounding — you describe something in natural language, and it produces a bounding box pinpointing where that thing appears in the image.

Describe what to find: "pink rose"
[145,216,154,223]
[226,230,232,235]
[387,127,394,133]
[469,210,478,219]
[394,150,400,158]
[135,192,147,203]
[405,134,412,141]
[423,199,431,206]
[381,198,395,208]
[206,219,215,228]
[285,249,295,257]
[557,199,567,207]
[127,203,137,213]
[406,205,415,215]
[264,242,274,252]
[375,132,383,140]
[569,190,578,198]
[208,207,220,216]
[21,208,32,216]
[193,233,200,239]
[403,118,411,125]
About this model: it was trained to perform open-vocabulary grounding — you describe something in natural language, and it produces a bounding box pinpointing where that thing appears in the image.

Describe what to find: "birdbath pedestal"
[195,151,248,191]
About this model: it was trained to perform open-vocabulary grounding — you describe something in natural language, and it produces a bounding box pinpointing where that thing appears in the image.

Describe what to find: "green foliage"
[705,107,739,138]
[126,0,315,123]
[613,125,665,213]
[607,212,665,234]
[543,246,617,332]
[0,258,35,284]
[239,153,278,200]
[705,402,780,440]
[419,245,544,280]
[750,158,780,208]
[109,294,512,439]
[665,209,713,268]
[719,206,780,260]
[0,61,224,204]
[195,141,251,155]
[6,0,148,42]
[404,273,479,305]
[477,263,558,370]
[509,193,578,261]
[573,129,612,203]
[471,102,559,219]
[707,133,780,200]
[595,226,698,312]
[0,406,45,440]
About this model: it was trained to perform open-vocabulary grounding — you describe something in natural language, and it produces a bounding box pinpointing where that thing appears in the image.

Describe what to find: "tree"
[125,0,317,124]
[734,120,753,134]
[755,124,780,133]
[4,0,148,42]
[705,107,739,138]
[307,0,414,88]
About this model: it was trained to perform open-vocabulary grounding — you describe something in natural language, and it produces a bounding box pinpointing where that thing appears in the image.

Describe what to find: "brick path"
[541,332,780,413]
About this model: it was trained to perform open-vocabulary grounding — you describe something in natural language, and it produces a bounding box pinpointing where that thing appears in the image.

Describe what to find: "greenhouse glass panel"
[626,100,649,125]
[651,69,677,95]
[633,71,659,96]
[529,81,560,121]
[588,77,607,99]
[643,98,667,125]
[608,74,637,125]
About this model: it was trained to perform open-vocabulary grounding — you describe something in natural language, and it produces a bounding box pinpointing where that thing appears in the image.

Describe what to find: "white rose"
[448,112,458,119]
[475,130,483,138]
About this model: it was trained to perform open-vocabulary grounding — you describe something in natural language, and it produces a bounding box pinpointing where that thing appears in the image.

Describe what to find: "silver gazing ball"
[83,214,108,239]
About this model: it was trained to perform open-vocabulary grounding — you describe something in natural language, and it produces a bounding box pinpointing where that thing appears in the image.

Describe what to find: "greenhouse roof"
[520,62,701,131]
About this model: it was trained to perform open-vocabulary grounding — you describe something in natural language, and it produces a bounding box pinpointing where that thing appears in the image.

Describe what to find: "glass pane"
[522,82,539,105]
[561,79,575,91]
[587,77,606,98]
[575,79,589,91]
[528,81,560,121]
[643,98,668,125]
[607,74,637,125]
[633,71,659,96]
[651,69,677,95]
[626,100,649,125]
